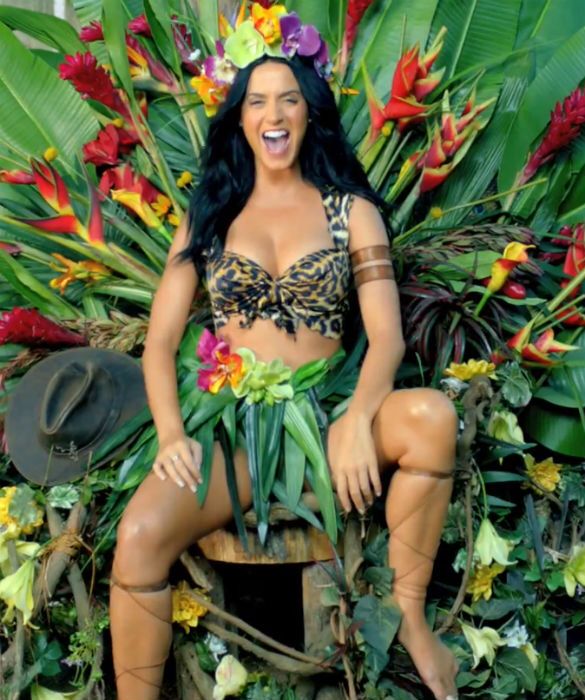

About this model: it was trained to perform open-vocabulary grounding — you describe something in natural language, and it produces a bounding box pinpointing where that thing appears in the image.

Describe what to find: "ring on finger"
[171,454,180,461]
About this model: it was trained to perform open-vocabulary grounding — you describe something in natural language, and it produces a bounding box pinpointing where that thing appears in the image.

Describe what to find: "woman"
[109,13,459,700]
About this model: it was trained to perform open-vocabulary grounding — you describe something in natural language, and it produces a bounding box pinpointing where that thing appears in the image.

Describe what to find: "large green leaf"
[287,0,331,38]
[0,6,84,54]
[430,0,522,80]
[192,0,219,45]
[0,22,98,167]
[102,0,134,96]
[73,0,144,25]
[144,0,181,73]
[523,401,585,458]
[499,24,585,192]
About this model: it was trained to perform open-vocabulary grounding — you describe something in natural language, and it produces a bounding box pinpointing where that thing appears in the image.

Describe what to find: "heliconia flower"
[30,158,73,215]
[79,20,103,42]
[99,163,162,204]
[59,52,126,114]
[474,519,516,567]
[126,35,176,89]
[563,544,585,597]
[250,3,287,44]
[0,308,87,347]
[82,124,120,167]
[111,190,163,229]
[507,324,578,366]
[49,253,111,294]
[128,14,152,37]
[521,86,585,184]
[461,623,505,668]
[486,242,533,293]
[0,169,35,184]
[213,654,248,700]
[0,557,36,625]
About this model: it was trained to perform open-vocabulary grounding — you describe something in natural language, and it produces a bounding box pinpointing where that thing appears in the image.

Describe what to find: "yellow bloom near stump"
[444,359,497,381]
[0,486,43,539]
[466,563,505,602]
[523,454,562,493]
[171,581,208,632]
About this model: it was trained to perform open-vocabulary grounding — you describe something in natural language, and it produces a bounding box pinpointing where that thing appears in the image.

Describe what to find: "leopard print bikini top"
[202,190,354,338]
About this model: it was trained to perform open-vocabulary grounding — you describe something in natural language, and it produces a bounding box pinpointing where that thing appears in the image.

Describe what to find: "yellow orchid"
[466,563,505,602]
[213,654,248,700]
[111,189,163,228]
[49,253,111,294]
[444,359,497,382]
[461,622,505,668]
[523,455,562,493]
[0,557,37,624]
[563,544,585,597]
[190,73,229,117]
[171,581,208,632]
[474,519,516,567]
[250,3,287,44]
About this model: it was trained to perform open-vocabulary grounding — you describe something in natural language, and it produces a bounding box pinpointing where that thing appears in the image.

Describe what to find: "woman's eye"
[286,99,298,104]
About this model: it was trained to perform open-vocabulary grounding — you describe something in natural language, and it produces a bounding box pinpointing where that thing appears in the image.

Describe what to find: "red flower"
[31,159,73,215]
[83,124,120,166]
[128,14,152,36]
[98,163,160,202]
[0,308,86,347]
[59,52,126,114]
[79,20,104,42]
[522,86,585,184]
[0,169,35,184]
[508,324,577,365]
[344,0,374,52]
[173,23,199,75]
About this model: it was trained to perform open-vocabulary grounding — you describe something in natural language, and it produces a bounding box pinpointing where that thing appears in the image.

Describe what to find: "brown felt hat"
[5,347,147,486]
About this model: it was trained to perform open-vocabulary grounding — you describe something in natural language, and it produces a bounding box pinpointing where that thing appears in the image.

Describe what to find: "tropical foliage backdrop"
[0,0,584,698]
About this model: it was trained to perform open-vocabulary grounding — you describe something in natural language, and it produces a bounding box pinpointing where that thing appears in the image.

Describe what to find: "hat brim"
[5,347,147,486]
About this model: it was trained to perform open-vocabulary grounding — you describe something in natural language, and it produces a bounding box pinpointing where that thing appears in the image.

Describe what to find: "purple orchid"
[197,328,228,363]
[280,13,331,77]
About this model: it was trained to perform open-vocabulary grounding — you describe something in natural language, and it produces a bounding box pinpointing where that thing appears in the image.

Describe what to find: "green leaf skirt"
[176,324,365,546]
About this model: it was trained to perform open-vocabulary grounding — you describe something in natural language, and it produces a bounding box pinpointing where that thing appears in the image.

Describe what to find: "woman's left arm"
[328,196,405,514]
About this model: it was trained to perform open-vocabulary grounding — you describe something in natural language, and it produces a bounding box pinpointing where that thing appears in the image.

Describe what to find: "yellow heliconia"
[111,190,163,229]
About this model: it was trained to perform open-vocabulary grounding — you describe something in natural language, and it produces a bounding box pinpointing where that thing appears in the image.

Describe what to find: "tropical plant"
[0,0,584,698]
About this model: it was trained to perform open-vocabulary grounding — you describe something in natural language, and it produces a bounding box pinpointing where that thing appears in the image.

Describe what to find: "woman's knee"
[113,509,173,581]
[402,388,457,436]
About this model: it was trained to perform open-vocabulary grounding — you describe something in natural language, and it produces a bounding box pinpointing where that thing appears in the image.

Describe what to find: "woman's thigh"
[114,442,252,581]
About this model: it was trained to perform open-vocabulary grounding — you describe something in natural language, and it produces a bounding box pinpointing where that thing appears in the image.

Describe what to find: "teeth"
[263,130,288,139]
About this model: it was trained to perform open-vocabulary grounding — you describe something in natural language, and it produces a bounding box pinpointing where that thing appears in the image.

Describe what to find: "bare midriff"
[217,316,342,370]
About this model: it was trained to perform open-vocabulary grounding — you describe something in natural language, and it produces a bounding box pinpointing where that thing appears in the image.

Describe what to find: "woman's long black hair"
[180,53,385,272]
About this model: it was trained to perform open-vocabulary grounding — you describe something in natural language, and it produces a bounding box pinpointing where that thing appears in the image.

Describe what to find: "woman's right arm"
[142,216,201,492]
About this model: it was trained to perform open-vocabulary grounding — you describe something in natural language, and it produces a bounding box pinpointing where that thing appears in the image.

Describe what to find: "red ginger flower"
[128,14,152,36]
[522,86,585,184]
[59,52,126,114]
[99,163,161,203]
[365,28,447,141]
[83,124,120,167]
[0,308,86,347]
[344,0,374,52]
[79,20,103,42]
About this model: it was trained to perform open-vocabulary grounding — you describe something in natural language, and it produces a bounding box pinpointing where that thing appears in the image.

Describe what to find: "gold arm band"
[351,244,395,287]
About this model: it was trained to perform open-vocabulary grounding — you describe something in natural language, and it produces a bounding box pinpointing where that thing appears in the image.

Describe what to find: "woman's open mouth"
[262,129,290,156]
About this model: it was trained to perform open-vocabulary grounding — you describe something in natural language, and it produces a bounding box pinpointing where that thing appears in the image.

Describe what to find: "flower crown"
[191,2,331,117]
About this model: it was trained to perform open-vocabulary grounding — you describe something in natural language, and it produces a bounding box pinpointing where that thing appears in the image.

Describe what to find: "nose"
[265,98,283,124]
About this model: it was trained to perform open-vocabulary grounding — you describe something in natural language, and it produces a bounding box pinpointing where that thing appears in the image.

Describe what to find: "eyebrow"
[247,89,302,98]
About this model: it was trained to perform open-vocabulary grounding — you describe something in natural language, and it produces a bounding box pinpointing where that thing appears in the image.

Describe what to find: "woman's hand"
[327,411,382,514]
[153,433,203,492]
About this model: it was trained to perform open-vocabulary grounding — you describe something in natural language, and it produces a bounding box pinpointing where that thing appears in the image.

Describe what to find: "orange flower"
[190,74,229,117]
[250,3,287,44]
[49,253,111,293]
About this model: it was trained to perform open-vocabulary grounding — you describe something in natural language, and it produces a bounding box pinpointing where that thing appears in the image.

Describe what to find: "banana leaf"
[0,21,99,169]
[0,6,85,54]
